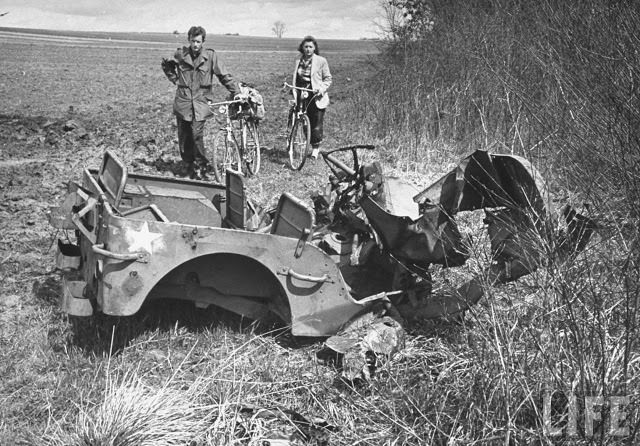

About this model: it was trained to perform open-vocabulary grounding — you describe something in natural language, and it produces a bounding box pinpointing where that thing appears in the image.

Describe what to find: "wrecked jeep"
[49,150,396,337]
[49,148,593,375]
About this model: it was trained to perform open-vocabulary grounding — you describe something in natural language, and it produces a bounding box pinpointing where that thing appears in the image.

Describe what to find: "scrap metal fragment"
[323,306,405,381]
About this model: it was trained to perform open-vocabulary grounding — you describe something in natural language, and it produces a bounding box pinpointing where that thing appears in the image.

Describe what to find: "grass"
[2,14,639,445]
[344,1,640,444]
[45,371,217,445]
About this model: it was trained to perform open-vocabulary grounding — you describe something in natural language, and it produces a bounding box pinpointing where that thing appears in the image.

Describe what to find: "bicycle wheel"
[243,120,261,176]
[288,114,310,171]
[283,107,294,153]
[286,106,295,136]
[211,129,241,183]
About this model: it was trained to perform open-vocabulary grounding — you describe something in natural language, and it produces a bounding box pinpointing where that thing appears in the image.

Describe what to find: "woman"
[292,36,332,159]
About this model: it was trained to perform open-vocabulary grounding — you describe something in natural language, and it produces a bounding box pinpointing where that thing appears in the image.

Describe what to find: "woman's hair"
[298,35,320,55]
[188,26,207,42]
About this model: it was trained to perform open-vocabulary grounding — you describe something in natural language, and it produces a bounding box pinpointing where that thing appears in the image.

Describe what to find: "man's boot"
[186,162,196,178]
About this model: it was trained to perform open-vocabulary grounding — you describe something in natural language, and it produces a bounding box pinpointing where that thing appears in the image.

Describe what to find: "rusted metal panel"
[413,150,550,216]
[94,214,372,336]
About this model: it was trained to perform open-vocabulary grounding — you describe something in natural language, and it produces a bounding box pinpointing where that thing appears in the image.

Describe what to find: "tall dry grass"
[45,372,217,446]
[344,0,640,443]
[40,326,326,446]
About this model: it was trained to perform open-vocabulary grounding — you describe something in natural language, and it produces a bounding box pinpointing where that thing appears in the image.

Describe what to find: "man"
[162,26,239,180]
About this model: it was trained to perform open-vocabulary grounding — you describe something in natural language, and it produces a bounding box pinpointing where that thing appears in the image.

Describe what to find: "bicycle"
[236,83,263,176]
[208,93,261,182]
[283,82,319,171]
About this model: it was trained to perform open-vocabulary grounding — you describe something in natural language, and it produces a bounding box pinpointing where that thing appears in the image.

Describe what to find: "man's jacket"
[292,54,332,109]
[163,46,238,121]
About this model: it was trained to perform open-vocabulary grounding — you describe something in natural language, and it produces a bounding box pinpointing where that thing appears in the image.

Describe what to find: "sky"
[0,0,383,39]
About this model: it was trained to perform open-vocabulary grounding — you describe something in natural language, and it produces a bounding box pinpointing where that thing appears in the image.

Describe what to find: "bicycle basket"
[238,84,266,121]
[250,101,266,120]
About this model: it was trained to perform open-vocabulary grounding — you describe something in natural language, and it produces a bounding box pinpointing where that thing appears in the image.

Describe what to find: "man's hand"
[161,58,178,84]
[234,93,249,102]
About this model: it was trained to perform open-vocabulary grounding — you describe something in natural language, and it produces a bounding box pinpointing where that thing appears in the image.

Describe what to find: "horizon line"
[0,25,381,42]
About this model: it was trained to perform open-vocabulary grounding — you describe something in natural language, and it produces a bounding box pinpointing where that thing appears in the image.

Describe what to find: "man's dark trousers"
[177,117,207,167]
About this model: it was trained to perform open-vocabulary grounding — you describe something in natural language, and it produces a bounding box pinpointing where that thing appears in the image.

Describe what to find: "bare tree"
[377,1,434,42]
[272,21,286,38]
[375,1,405,41]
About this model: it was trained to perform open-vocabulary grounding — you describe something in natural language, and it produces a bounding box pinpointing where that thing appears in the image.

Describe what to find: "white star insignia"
[125,221,163,254]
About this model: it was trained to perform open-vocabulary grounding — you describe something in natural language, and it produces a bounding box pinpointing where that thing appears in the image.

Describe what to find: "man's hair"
[298,35,320,55]
[188,26,207,42]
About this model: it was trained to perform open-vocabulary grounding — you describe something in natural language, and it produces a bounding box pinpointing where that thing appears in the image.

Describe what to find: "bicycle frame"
[209,99,243,137]
[207,99,245,179]
[284,82,318,120]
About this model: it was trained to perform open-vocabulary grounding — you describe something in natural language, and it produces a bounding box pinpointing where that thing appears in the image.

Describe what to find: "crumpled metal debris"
[322,305,405,381]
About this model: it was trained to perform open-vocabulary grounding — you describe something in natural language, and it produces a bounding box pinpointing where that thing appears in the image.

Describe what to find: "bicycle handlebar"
[208,98,247,108]
[283,82,315,93]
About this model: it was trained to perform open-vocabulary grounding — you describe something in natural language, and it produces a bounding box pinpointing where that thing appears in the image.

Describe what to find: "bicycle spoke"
[212,129,241,182]
[243,120,261,176]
